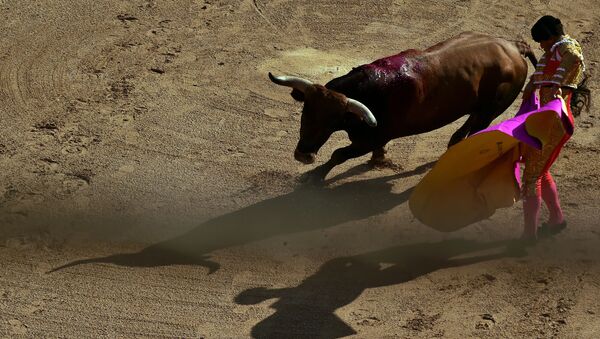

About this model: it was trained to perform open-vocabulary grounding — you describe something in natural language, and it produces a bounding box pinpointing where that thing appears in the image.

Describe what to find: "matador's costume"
[522,35,584,234]
[409,36,585,233]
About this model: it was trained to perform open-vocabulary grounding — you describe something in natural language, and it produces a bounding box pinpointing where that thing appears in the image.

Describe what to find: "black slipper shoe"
[538,221,567,238]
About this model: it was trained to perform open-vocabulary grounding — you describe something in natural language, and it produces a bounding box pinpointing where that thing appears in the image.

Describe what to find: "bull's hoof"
[368,157,403,172]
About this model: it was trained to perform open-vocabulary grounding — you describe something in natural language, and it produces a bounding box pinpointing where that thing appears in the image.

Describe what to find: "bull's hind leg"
[467,82,523,137]
[448,82,523,147]
[465,112,499,138]
[448,114,478,147]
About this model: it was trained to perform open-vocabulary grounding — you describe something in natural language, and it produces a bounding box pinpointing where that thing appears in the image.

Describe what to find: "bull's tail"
[571,74,592,117]
[514,40,538,66]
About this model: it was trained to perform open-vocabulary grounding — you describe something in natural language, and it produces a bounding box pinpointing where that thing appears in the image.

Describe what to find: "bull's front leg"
[367,146,403,171]
[301,144,372,184]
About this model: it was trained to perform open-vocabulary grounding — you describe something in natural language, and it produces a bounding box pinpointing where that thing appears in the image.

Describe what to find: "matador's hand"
[550,84,562,98]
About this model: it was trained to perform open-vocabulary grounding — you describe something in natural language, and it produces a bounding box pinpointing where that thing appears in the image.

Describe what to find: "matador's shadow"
[49,162,434,273]
[236,238,514,338]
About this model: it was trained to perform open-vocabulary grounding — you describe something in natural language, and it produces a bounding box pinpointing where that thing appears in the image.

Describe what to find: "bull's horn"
[268,72,313,93]
[346,98,377,127]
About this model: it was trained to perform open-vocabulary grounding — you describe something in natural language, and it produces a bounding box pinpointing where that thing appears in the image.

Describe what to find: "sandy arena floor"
[1,0,599,337]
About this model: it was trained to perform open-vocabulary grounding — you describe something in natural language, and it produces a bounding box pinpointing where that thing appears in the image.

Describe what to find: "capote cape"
[409,94,574,231]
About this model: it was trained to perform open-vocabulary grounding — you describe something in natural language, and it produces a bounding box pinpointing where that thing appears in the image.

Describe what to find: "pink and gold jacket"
[532,35,585,89]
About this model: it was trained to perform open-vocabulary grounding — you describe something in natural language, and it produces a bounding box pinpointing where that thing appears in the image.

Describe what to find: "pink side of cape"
[475,93,574,149]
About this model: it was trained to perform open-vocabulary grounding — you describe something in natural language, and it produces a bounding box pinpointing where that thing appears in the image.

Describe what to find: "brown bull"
[270,32,536,182]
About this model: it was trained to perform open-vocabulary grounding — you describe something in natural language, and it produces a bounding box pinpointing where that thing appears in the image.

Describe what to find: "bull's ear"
[290,88,305,102]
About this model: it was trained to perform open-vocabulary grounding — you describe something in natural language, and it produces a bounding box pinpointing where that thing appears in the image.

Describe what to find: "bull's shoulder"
[326,61,420,98]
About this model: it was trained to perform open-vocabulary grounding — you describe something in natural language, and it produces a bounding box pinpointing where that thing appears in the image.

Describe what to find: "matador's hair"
[531,15,565,42]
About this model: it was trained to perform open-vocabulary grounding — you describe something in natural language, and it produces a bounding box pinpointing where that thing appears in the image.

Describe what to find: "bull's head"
[269,72,377,164]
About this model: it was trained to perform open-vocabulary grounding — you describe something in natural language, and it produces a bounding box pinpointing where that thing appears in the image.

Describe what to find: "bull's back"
[402,33,528,132]
[326,33,528,138]
[421,32,527,97]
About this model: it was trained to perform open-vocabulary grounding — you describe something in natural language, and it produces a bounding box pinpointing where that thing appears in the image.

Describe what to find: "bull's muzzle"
[294,149,316,164]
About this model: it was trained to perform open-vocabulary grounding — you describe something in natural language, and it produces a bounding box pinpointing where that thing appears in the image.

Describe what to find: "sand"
[1,0,599,337]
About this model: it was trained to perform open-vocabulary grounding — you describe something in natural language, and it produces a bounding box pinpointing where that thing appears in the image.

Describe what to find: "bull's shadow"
[49,162,434,273]
[236,238,515,339]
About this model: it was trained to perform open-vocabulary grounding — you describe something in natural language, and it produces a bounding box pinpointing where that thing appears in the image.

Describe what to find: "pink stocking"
[540,172,564,224]
[523,182,542,238]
